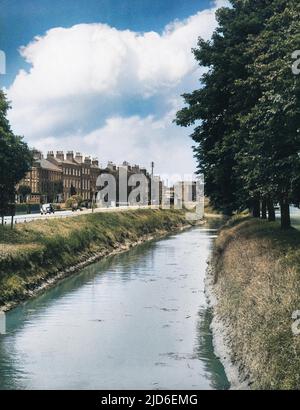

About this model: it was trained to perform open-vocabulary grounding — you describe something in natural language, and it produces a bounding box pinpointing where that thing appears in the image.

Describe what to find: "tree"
[0,91,33,225]
[18,185,32,203]
[66,195,83,210]
[176,0,274,215]
[237,0,300,229]
[176,0,299,229]
[70,184,77,197]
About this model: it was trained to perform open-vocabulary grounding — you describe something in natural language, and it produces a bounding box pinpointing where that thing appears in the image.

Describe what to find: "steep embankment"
[208,216,300,389]
[0,209,190,310]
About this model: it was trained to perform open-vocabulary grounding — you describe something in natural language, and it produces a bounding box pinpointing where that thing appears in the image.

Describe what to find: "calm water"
[0,227,229,390]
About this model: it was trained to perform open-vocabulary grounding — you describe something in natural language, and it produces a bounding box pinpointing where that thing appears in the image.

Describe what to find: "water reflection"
[0,226,229,390]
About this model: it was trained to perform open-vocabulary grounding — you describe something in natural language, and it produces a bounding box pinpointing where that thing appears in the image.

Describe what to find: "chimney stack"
[75,152,83,163]
[56,151,64,161]
[132,164,140,173]
[92,158,99,167]
[47,151,54,160]
[84,156,91,165]
[66,151,74,161]
[107,161,116,171]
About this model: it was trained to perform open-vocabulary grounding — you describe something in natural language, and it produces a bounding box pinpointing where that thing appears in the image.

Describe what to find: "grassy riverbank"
[210,216,300,389]
[0,209,189,309]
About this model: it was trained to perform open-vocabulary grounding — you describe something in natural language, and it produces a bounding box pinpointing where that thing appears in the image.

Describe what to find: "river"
[0,227,229,390]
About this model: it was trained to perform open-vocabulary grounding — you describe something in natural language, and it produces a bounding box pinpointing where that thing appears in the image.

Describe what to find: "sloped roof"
[36,159,62,172]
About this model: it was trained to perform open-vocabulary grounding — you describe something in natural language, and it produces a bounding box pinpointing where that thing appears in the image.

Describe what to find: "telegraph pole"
[150,162,155,206]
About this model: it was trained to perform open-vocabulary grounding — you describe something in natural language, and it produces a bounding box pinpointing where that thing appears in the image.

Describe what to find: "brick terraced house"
[17,150,101,203]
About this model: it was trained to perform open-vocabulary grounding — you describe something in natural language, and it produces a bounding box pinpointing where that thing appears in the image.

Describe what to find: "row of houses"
[17,150,160,205]
[17,149,200,208]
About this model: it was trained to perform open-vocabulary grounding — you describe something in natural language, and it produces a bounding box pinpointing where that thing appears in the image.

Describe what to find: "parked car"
[40,203,55,215]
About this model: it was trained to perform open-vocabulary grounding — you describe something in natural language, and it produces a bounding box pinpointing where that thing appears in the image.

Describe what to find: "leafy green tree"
[176,0,274,215]
[176,0,299,229]
[70,184,77,197]
[66,195,83,210]
[18,185,32,203]
[237,0,300,228]
[0,91,33,224]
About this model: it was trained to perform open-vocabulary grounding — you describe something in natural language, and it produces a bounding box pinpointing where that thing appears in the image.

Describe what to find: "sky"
[0,0,228,178]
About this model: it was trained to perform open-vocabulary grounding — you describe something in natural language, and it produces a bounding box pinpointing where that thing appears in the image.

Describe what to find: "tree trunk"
[267,199,276,222]
[11,215,14,230]
[252,198,260,218]
[261,199,267,219]
[280,197,291,230]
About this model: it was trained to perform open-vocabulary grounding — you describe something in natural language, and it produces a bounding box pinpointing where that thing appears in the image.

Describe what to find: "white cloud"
[7,1,227,176]
[83,111,195,176]
[32,97,196,176]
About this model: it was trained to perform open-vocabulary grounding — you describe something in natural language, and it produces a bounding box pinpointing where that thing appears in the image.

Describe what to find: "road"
[274,205,300,230]
[7,205,300,227]
[3,205,152,225]
[290,206,300,230]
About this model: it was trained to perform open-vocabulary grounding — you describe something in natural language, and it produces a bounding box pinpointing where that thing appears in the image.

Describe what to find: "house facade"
[17,150,62,203]
[18,150,101,203]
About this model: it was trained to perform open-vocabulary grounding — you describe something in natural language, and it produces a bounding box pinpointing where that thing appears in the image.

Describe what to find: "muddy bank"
[205,260,250,390]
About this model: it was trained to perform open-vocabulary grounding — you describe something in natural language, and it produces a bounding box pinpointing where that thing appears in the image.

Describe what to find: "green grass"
[0,209,188,307]
[213,216,300,389]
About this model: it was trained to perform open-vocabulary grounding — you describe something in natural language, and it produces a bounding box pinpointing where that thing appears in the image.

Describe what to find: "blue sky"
[1,0,212,87]
[0,0,226,177]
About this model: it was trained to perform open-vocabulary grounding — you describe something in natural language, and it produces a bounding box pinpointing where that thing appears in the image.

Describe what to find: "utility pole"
[150,162,155,206]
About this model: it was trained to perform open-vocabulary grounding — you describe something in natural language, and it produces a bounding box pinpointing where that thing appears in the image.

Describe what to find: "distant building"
[46,151,98,201]
[18,151,160,206]
[17,150,101,203]
[174,181,198,208]
[162,186,174,206]
[151,175,164,206]
[97,161,156,207]
[17,150,62,203]
[90,158,101,201]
